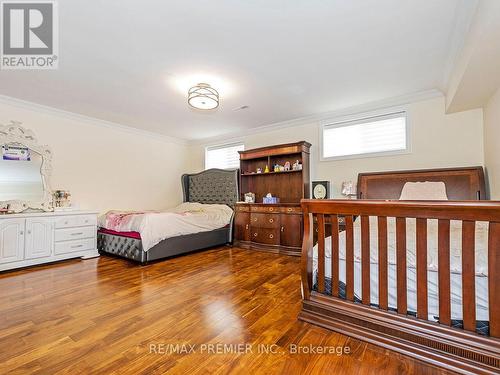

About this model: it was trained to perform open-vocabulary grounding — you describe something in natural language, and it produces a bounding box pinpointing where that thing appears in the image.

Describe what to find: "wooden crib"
[299,167,500,374]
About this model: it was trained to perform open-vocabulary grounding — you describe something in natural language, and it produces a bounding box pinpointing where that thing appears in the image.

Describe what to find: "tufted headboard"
[181,168,240,207]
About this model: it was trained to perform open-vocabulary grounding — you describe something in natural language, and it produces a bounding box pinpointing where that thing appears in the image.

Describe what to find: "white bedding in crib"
[312,217,489,321]
[312,257,488,321]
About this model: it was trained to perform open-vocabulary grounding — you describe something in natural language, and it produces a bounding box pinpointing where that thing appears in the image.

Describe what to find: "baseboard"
[81,250,100,259]
[234,241,300,256]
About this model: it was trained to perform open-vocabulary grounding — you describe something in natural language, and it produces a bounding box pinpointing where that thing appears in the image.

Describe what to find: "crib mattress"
[312,257,489,322]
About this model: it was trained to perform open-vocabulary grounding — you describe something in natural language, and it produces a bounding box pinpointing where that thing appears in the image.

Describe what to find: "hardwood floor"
[0,247,453,374]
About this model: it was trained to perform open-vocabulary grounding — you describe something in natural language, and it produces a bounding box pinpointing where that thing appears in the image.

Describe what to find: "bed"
[97,168,239,263]
[299,167,500,374]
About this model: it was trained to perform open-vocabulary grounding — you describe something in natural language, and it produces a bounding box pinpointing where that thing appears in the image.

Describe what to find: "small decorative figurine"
[279,165,285,172]
[264,165,270,173]
[284,161,291,171]
[274,164,280,172]
[256,167,262,174]
[292,160,302,171]
[341,181,357,199]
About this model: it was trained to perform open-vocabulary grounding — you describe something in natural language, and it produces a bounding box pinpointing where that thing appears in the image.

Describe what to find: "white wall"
[445,0,500,113]
[1,94,487,211]
[189,96,485,197]
[484,88,500,199]
[0,99,189,213]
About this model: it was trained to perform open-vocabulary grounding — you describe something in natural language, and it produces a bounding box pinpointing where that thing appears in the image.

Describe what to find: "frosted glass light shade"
[188,83,219,110]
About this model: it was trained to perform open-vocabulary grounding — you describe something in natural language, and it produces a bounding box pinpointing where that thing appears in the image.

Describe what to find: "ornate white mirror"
[0,121,53,213]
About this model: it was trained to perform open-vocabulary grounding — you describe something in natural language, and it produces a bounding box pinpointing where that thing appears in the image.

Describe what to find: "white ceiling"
[0,0,476,141]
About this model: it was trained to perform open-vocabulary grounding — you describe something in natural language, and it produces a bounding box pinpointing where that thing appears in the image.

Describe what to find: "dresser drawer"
[281,206,302,214]
[54,215,97,229]
[250,205,279,213]
[250,227,280,245]
[54,238,95,255]
[250,213,280,229]
[55,226,96,242]
[235,205,250,213]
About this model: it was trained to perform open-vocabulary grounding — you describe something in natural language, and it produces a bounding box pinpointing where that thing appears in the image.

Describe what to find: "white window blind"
[205,143,244,169]
[322,112,408,159]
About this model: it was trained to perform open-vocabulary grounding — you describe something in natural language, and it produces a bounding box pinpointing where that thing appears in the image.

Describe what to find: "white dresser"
[0,210,99,272]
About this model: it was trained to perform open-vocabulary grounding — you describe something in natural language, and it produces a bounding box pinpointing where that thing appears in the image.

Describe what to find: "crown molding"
[0,89,443,147]
[0,95,188,145]
[191,89,443,145]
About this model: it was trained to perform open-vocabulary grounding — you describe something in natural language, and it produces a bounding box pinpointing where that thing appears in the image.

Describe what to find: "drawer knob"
[287,208,293,212]
[64,221,68,225]
[71,244,83,249]
[269,218,274,223]
[71,232,84,236]
[84,220,89,223]
[281,226,284,232]
[269,208,274,212]
[19,230,24,235]
[254,233,258,237]
[245,224,249,230]
[269,234,274,239]
[253,218,258,222]
[315,228,319,233]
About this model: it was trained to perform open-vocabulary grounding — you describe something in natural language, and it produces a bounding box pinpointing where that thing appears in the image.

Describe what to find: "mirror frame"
[0,121,53,213]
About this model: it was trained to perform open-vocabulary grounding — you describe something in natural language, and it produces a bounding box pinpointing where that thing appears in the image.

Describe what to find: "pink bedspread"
[105,211,153,229]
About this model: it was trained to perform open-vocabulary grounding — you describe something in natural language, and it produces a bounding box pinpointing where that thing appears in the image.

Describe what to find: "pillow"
[399,181,448,200]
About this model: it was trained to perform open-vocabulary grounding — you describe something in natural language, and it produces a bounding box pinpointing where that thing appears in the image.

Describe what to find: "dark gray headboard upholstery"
[181,168,239,207]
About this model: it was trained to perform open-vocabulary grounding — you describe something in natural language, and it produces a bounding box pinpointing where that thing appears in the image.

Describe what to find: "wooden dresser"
[234,141,311,256]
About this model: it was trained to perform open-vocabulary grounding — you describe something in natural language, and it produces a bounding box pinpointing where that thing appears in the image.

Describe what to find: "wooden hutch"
[234,141,311,256]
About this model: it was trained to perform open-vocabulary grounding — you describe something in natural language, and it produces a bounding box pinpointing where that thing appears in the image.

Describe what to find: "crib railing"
[301,199,500,338]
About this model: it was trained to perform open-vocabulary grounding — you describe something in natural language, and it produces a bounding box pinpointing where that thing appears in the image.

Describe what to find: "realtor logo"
[1,0,58,69]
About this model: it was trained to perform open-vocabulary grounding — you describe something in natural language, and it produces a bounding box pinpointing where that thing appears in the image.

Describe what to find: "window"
[321,111,409,160]
[205,142,244,169]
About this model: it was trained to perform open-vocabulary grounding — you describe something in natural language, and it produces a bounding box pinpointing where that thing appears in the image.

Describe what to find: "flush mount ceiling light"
[188,83,219,110]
